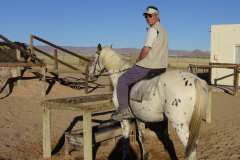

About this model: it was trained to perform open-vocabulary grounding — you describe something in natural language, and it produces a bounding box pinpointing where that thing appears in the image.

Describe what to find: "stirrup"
[111,108,134,121]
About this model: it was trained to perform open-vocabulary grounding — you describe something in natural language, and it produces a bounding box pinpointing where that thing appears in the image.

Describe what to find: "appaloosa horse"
[89,44,210,160]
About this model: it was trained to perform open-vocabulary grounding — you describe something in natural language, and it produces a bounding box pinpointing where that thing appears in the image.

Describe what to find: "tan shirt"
[136,22,168,69]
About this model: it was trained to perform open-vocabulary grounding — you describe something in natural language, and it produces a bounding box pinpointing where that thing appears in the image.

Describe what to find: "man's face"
[144,13,159,26]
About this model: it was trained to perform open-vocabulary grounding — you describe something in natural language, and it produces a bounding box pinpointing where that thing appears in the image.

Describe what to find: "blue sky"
[1,0,240,50]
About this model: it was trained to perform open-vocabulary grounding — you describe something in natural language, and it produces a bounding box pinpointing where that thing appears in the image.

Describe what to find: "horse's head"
[88,44,107,81]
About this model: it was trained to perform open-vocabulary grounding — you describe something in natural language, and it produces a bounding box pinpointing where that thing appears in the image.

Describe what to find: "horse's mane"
[101,47,133,70]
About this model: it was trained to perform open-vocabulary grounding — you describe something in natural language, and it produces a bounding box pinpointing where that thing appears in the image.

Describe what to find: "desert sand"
[0,73,240,160]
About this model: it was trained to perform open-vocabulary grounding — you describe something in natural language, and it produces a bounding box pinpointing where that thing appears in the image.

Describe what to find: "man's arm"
[136,46,151,62]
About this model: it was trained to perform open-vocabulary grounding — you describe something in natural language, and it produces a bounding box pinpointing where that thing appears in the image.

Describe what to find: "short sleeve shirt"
[144,27,158,48]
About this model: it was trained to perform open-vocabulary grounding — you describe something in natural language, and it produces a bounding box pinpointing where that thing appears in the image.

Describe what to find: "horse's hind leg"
[173,123,196,160]
[148,120,178,160]
[120,120,131,160]
[136,120,149,160]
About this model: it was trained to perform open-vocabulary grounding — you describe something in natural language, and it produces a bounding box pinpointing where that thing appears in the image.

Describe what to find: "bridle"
[91,52,107,77]
[91,52,130,78]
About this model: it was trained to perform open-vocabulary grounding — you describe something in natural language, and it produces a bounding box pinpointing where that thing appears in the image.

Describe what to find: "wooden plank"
[83,111,92,160]
[0,62,44,67]
[46,100,114,112]
[42,104,51,159]
[43,94,112,104]
[42,94,114,112]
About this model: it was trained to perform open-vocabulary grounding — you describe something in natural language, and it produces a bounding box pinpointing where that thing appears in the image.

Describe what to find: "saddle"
[130,68,166,103]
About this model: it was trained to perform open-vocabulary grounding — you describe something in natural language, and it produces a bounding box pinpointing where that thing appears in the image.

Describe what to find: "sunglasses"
[144,14,153,19]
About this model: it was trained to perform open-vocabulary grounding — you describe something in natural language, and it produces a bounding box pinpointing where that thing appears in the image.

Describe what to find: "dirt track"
[0,75,240,160]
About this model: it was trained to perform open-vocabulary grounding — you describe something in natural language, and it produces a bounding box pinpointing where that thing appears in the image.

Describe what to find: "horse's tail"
[185,78,208,157]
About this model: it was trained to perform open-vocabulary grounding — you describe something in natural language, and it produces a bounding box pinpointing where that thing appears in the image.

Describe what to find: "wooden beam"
[0,62,44,67]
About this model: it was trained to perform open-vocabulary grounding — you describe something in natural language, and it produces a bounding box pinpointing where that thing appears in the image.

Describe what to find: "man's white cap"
[143,6,159,15]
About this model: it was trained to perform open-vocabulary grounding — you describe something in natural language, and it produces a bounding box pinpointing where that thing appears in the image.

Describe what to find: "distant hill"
[37,46,210,57]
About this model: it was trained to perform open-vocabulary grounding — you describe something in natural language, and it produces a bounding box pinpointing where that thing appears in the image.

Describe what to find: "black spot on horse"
[175,101,178,107]
[163,83,166,87]
[171,99,178,107]
[178,98,181,103]
[185,80,188,86]
[165,99,167,103]
[189,83,192,86]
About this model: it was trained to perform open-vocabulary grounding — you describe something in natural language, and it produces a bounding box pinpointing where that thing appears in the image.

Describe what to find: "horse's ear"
[97,43,102,51]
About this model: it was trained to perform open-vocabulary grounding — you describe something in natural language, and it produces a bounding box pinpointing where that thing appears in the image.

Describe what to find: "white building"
[211,24,240,85]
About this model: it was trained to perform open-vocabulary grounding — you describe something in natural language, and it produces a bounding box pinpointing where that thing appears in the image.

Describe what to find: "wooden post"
[206,89,212,123]
[41,65,47,96]
[54,49,58,75]
[16,49,21,86]
[209,63,212,85]
[83,111,92,160]
[233,65,239,96]
[85,63,89,94]
[43,104,51,159]
[29,35,34,62]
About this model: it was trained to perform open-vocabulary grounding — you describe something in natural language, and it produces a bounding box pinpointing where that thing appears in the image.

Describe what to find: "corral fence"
[29,34,99,93]
[188,62,240,95]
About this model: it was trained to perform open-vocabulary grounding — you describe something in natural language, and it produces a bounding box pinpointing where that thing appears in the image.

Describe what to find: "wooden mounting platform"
[41,93,114,160]
[64,120,122,156]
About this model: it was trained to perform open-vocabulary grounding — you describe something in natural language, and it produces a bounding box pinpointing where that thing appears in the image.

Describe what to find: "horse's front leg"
[136,120,149,160]
[120,119,131,160]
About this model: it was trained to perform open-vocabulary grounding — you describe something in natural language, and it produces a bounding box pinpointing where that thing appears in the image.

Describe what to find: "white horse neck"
[101,47,132,88]
[101,48,131,72]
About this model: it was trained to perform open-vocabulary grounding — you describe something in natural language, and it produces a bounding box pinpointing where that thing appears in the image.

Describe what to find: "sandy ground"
[0,73,240,160]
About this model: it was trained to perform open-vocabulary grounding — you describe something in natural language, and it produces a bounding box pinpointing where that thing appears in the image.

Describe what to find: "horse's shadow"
[145,120,178,160]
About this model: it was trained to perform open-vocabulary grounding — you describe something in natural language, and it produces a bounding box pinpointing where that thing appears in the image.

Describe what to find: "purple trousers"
[117,65,166,110]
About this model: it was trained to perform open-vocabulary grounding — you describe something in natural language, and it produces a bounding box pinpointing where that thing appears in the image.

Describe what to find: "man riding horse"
[112,5,168,121]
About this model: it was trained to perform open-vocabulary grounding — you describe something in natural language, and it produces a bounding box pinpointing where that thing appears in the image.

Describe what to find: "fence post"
[15,49,21,86]
[29,35,34,59]
[85,63,89,93]
[54,49,58,75]
[233,65,239,96]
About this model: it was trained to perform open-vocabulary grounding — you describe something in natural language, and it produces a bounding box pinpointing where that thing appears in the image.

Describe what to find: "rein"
[91,53,130,77]
[100,67,130,76]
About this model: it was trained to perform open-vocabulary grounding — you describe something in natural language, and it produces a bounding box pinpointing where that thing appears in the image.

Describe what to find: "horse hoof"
[143,152,149,160]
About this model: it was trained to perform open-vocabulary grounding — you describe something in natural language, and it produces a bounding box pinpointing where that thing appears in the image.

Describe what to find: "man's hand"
[136,46,151,62]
